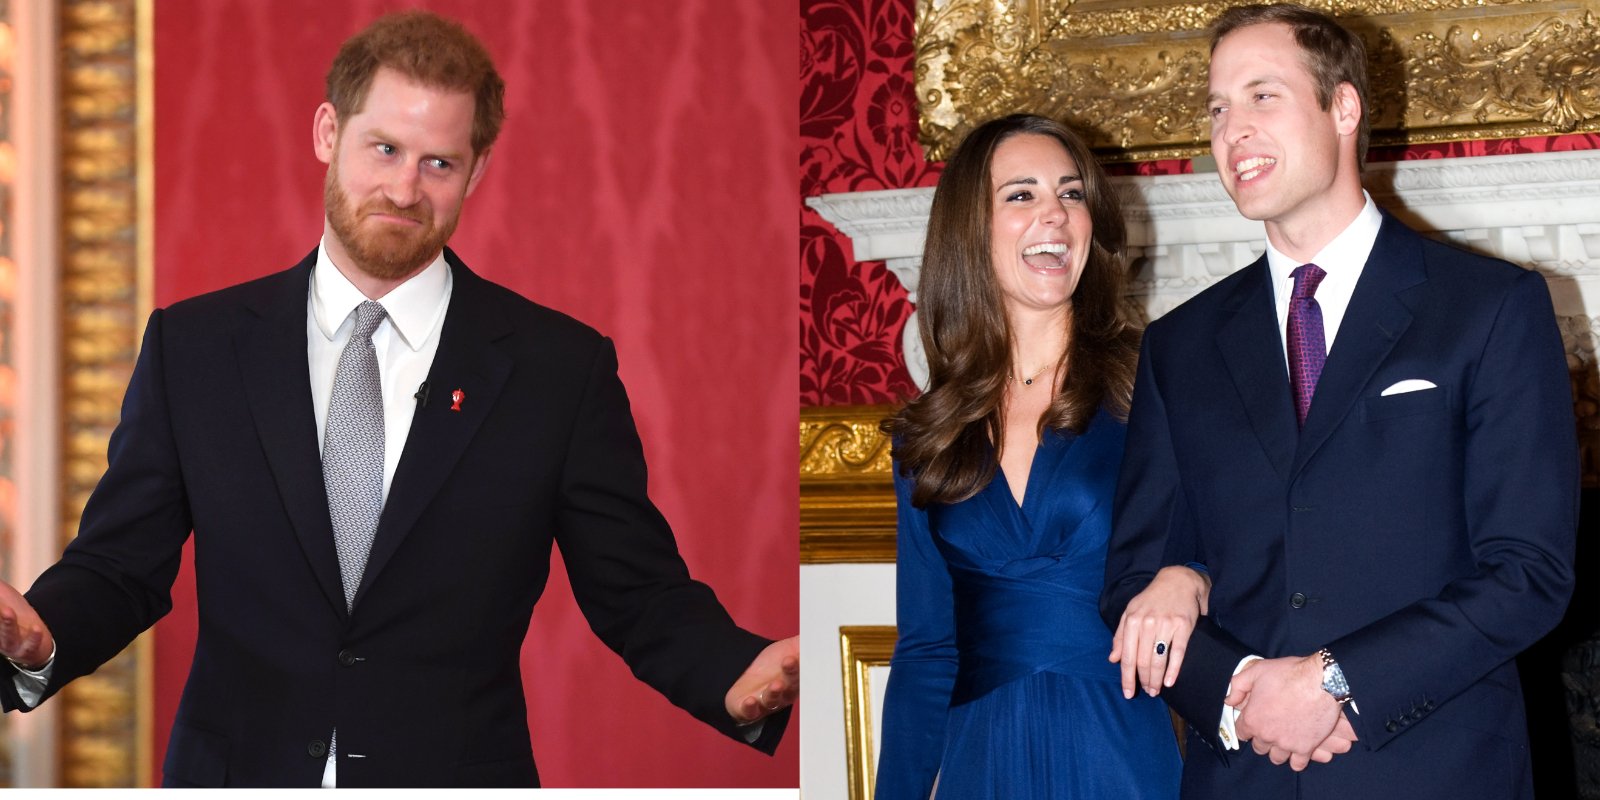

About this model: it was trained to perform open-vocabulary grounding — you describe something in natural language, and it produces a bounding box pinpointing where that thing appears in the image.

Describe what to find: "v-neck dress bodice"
[875,409,1180,799]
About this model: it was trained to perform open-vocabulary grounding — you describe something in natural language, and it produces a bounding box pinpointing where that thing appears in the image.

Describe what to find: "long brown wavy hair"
[883,114,1140,508]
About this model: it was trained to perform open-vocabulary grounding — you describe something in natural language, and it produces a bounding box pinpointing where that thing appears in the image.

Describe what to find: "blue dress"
[875,410,1181,799]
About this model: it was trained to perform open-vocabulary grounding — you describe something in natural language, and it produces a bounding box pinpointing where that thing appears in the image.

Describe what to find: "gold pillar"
[56,0,150,787]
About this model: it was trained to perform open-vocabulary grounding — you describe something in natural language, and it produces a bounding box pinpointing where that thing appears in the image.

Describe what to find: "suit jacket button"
[1289,592,1307,609]
[338,649,357,667]
[1385,721,1398,732]
[308,739,327,758]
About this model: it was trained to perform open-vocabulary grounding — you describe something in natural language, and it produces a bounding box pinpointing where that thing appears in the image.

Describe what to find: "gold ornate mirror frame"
[916,0,1600,162]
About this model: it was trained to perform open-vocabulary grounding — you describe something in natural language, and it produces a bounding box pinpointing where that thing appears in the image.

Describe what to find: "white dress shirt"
[309,242,452,502]
[310,243,452,787]
[1217,195,1380,748]
[1265,192,1382,365]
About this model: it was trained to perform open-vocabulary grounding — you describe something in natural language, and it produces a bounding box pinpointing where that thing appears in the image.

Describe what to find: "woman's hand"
[1109,565,1210,699]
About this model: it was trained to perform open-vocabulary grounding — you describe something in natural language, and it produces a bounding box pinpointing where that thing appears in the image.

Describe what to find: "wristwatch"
[1317,648,1353,705]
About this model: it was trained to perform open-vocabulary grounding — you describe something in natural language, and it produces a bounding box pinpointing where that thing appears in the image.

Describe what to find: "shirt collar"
[311,241,451,352]
[1265,191,1382,288]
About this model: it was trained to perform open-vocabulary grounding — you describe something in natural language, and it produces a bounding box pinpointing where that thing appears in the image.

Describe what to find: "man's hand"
[1311,714,1358,763]
[0,565,51,670]
[724,635,798,724]
[1109,565,1210,698]
[1228,655,1341,771]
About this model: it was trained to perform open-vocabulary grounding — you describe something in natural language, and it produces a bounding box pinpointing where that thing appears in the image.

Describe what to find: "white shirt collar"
[311,241,451,351]
[1265,191,1382,290]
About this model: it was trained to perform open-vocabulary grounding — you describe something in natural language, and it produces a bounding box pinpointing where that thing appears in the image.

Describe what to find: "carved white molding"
[806,150,1600,385]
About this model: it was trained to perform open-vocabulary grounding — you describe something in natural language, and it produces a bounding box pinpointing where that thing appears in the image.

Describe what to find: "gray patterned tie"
[323,300,388,610]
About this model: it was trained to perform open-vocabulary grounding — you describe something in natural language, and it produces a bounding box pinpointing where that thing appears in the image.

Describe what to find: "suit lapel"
[1292,215,1425,475]
[1216,258,1298,482]
[353,253,513,607]
[235,253,349,618]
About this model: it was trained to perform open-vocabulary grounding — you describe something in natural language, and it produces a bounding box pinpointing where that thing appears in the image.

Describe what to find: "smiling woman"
[873,114,1183,800]
[986,133,1093,321]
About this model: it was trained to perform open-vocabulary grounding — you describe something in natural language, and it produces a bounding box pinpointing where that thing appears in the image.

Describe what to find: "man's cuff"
[1218,654,1262,751]
[8,644,56,709]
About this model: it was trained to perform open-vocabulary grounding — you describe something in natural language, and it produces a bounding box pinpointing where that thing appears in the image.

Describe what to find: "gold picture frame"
[840,625,899,800]
[915,0,1600,162]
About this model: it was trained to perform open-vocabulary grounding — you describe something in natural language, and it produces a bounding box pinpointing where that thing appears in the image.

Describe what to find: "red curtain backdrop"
[153,0,796,787]
[798,0,1600,408]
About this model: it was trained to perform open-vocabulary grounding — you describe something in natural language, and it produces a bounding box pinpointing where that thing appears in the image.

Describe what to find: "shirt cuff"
[8,644,57,709]
[739,718,766,744]
[1218,654,1262,751]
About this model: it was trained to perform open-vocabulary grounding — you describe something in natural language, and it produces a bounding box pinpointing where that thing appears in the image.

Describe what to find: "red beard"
[323,163,459,281]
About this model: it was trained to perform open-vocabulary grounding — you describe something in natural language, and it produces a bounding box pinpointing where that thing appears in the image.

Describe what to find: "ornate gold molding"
[57,0,150,787]
[915,0,1600,162]
[800,405,897,563]
[839,625,897,800]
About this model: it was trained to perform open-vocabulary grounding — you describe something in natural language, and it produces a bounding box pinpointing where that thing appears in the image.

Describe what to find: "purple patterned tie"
[1288,264,1327,428]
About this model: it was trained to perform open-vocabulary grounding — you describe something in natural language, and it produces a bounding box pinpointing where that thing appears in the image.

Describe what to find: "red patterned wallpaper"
[801,0,939,406]
[799,0,1600,407]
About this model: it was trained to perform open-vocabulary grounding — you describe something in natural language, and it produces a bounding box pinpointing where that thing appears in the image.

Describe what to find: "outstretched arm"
[555,336,788,752]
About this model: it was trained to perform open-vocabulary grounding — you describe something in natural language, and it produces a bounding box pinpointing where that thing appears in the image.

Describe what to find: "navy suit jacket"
[1103,214,1576,799]
[1,249,787,786]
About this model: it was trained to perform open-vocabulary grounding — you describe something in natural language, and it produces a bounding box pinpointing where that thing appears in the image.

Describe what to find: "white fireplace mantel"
[807,150,1600,387]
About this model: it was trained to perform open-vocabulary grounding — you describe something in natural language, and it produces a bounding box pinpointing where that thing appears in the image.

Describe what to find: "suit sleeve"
[1327,268,1577,750]
[1102,329,1251,760]
[873,464,957,800]
[2,310,191,711]
[551,337,786,753]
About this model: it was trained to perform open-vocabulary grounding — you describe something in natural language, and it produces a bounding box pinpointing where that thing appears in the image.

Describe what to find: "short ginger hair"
[324,10,506,156]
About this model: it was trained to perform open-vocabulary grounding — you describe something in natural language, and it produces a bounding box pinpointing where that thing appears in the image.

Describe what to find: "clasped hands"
[1226,655,1357,771]
[1111,568,1356,771]
[724,635,799,725]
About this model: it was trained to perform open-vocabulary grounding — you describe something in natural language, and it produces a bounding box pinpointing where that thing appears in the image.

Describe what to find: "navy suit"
[1103,214,1576,798]
[1,249,787,786]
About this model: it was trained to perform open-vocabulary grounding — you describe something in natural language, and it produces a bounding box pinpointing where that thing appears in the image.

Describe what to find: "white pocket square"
[1380,379,1437,396]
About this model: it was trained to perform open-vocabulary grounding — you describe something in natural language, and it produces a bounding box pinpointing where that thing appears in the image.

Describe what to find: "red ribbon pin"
[450,389,465,412]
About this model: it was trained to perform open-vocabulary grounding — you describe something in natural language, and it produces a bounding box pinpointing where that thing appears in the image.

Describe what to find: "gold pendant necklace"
[1012,365,1051,386]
